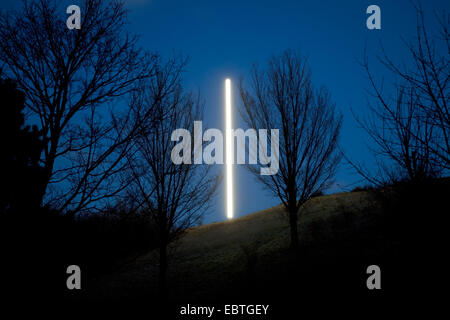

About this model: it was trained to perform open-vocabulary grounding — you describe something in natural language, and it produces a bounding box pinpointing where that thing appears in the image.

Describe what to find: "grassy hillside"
[85,190,386,302]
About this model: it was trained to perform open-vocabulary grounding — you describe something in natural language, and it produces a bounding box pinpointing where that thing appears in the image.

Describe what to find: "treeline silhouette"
[0,0,219,301]
[0,72,160,301]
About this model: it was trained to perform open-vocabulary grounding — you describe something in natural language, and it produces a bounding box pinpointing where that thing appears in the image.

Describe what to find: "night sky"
[1,0,448,223]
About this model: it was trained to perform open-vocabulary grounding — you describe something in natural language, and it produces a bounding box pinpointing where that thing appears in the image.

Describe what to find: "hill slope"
[86,190,384,301]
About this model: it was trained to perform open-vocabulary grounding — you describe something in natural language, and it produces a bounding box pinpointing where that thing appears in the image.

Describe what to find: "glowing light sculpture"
[225,79,233,219]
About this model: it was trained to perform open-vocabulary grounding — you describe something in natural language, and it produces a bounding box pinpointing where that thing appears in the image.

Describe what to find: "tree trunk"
[35,166,51,210]
[38,142,57,207]
[158,241,168,297]
[288,206,299,249]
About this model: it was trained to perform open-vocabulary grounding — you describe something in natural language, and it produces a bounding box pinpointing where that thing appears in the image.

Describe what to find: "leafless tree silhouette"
[125,58,221,295]
[349,5,449,185]
[239,50,342,249]
[0,0,156,213]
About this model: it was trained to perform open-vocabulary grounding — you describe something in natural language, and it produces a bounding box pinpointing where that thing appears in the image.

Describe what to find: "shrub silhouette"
[0,73,43,215]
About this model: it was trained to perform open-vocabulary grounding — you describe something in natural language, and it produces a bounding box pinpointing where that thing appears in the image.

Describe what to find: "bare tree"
[239,50,342,249]
[125,59,220,295]
[350,5,449,185]
[353,63,442,185]
[389,6,449,168]
[0,0,156,213]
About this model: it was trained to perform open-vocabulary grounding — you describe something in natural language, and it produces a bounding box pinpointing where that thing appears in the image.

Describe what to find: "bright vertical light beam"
[225,78,233,219]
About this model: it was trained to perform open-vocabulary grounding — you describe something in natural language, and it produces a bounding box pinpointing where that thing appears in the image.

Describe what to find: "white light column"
[225,78,233,219]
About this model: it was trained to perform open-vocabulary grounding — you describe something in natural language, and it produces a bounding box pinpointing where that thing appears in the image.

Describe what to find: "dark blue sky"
[1,0,448,223]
